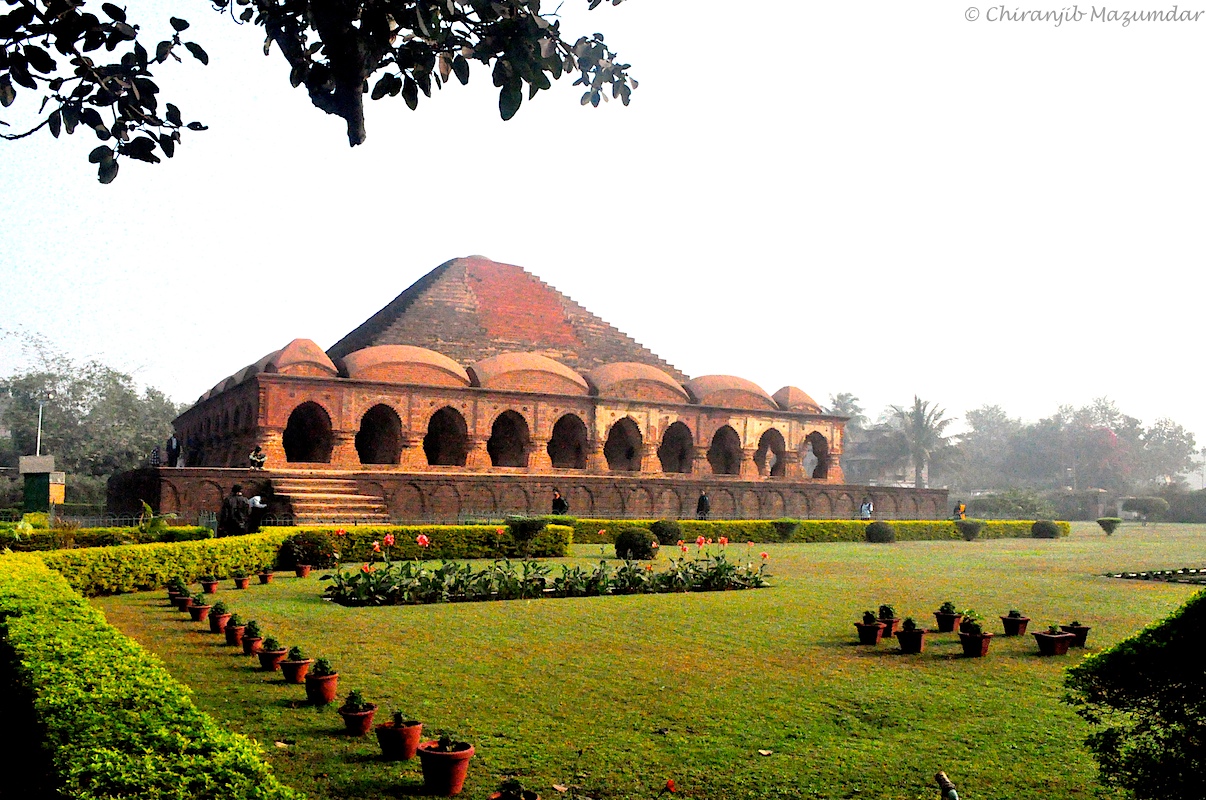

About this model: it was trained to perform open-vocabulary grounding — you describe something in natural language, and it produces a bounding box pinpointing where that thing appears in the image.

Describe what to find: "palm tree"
[889,396,956,489]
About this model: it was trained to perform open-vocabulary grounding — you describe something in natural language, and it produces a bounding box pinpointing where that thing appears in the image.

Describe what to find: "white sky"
[2,1,1204,445]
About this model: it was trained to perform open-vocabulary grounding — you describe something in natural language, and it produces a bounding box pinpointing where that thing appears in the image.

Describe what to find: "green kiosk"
[19,455,65,513]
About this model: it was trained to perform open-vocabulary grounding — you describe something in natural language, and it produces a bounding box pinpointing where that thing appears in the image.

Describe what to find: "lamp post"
[35,391,53,456]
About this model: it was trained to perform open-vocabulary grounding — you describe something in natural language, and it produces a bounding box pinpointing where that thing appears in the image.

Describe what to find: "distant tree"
[1137,418,1197,487]
[888,396,957,489]
[953,404,1023,491]
[1,0,634,182]
[826,392,868,432]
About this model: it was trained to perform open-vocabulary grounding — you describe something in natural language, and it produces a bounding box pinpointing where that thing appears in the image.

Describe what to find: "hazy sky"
[2,1,1204,445]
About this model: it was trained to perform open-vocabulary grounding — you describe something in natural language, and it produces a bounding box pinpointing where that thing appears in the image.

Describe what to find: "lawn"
[95,523,1206,800]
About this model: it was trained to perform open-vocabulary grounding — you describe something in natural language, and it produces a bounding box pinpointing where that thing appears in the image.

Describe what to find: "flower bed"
[0,554,300,800]
[261,523,571,562]
[568,518,1068,543]
[1107,567,1206,584]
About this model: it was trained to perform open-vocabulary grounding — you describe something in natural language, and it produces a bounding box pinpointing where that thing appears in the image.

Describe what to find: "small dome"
[586,362,689,403]
[272,338,338,377]
[469,353,589,395]
[685,375,778,411]
[772,386,822,414]
[341,345,471,387]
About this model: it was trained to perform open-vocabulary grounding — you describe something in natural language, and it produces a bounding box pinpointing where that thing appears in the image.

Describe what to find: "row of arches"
[282,402,831,478]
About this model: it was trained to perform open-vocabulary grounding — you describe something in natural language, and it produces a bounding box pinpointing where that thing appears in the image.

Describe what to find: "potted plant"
[376,710,424,760]
[1000,609,1030,636]
[166,577,187,602]
[257,637,288,671]
[933,601,962,633]
[958,608,982,634]
[1060,620,1091,647]
[877,604,900,638]
[208,600,232,633]
[280,646,313,683]
[242,620,264,655]
[854,610,886,645]
[258,569,274,585]
[188,598,213,622]
[490,778,540,800]
[894,617,926,654]
[295,563,313,578]
[224,613,246,647]
[305,657,339,705]
[1033,624,1076,656]
[232,570,250,590]
[416,733,476,796]
[957,613,994,657]
[338,690,378,736]
[172,588,194,611]
[199,575,219,594]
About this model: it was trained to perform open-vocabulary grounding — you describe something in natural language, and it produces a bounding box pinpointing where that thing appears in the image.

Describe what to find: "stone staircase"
[269,471,391,524]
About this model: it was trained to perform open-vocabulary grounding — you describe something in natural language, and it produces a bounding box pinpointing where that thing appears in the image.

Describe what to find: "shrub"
[286,646,305,661]
[865,520,896,543]
[506,516,549,542]
[967,489,1057,520]
[771,519,800,541]
[1097,517,1123,535]
[649,519,682,546]
[1031,520,1061,539]
[572,518,1065,544]
[955,519,985,541]
[1122,497,1171,522]
[878,604,896,620]
[311,657,335,677]
[278,530,338,569]
[614,527,657,560]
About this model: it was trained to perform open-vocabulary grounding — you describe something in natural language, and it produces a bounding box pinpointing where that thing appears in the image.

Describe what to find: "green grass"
[93,523,1206,800]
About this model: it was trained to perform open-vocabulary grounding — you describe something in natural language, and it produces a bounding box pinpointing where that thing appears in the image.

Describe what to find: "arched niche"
[283,401,333,463]
[548,414,588,469]
[356,404,403,465]
[423,406,469,467]
[604,417,643,472]
[658,421,694,474]
[804,431,830,479]
[707,425,742,475]
[755,428,787,477]
[487,410,530,468]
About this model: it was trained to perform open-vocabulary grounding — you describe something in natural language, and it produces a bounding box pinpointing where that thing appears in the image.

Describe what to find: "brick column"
[399,435,427,470]
[693,446,710,476]
[465,437,492,470]
[739,447,759,479]
[330,432,358,468]
[258,429,285,468]
[528,439,553,472]
[586,440,607,473]
[781,450,802,479]
[640,443,660,474]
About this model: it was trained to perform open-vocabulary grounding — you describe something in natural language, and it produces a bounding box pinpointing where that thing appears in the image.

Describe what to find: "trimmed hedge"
[260,524,571,563]
[0,555,301,800]
[570,518,1070,544]
[0,525,211,552]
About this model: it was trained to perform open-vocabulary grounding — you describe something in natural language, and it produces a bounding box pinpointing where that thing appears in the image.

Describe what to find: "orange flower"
[718,536,729,546]
[371,541,381,553]
[651,541,659,549]
[695,536,705,547]
[760,552,769,560]
[383,533,395,547]
[747,541,754,546]
[646,564,653,571]
[677,540,684,546]
[360,564,375,573]
[598,529,606,536]
[416,534,431,548]
[706,538,713,545]
[496,527,505,536]
[334,528,347,537]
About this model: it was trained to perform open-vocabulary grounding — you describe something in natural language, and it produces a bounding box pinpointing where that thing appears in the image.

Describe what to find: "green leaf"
[371,74,392,101]
[170,17,190,32]
[158,133,175,159]
[23,45,56,75]
[155,41,173,64]
[499,83,522,120]
[0,77,14,108]
[48,109,61,138]
[165,103,182,127]
[101,3,127,22]
[452,55,469,85]
[401,77,418,110]
[185,42,208,65]
[98,158,119,184]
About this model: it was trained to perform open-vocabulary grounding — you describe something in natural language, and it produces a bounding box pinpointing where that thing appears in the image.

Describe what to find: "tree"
[1,0,634,182]
[954,404,1022,491]
[888,395,957,489]
[826,392,867,432]
[1065,589,1206,800]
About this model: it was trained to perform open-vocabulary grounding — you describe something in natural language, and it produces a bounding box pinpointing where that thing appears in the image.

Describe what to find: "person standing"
[952,501,967,520]
[551,490,570,515]
[859,498,874,520]
[166,434,181,467]
[218,484,250,537]
[696,490,711,521]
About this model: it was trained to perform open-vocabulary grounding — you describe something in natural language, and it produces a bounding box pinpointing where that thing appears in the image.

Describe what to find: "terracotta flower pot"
[295,564,312,578]
[200,580,219,594]
[417,740,475,796]
[188,604,212,622]
[933,612,962,633]
[854,621,886,645]
[280,659,313,684]
[242,636,263,656]
[172,595,193,611]
[339,704,378,736]
[895,628,926,654]
[1034,631,1075,656]
[233,577,250,589]
[1000,615,1031,636]
[258,572,274,585]
[878,617,900,639]
[209,612,232,634]
[305,672,339,705]
[958,631,994,657]
[258,648,288,671]
[167,589,182,604]
[225,624,246,647]
[376,720,423,760]
[1060,624,1091,647]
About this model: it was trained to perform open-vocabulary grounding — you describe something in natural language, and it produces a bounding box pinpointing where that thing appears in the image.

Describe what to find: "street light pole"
[35,391,53,457]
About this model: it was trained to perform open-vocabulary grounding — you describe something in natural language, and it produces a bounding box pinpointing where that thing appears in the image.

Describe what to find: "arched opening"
[755,428,787,477]
[658,421,694,473]
[356,404,403,465]
[283,402,333,463]
[707,426,742,475]
[548,414,588,469]
[604,417,643,472]
[424,407,469,466]
[487,410,530,467]
[803,431,830,479]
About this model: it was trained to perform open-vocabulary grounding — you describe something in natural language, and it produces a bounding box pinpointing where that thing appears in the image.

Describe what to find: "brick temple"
[115,256,946,522]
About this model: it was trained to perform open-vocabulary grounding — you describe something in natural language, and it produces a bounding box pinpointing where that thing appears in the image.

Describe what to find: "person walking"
[551,490,570,515]
[696,490,711,521]
[218,484,250,537]
[859,498,874,520]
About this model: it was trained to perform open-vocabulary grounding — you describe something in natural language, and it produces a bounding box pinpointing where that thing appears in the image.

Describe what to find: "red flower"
[646,564,653,571]
[496,527,505,536]
[666,779,676,793]
[334,528,347,537]
[747,541,754,546]
[706,538,713,545]
[416,534,431,548]
[598,529,606,536]
[695,536,706,547]
[360,564,375,573]
[383,533,395,547]
[760,552,769,560]
[371,541,381,553]
[680,545,689,554]
[651,541,659,549]
[718,536,729,546]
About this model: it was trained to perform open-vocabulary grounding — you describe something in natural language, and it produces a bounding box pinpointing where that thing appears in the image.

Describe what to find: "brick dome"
[684,375,778,411]
[340,345,471,387]
[586,363,689,403]
[468,352,589,395]
[772,386,823,414]
[270,338,338,377]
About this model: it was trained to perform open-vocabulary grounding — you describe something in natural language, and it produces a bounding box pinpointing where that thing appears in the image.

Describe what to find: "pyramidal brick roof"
[327,256,687,382]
